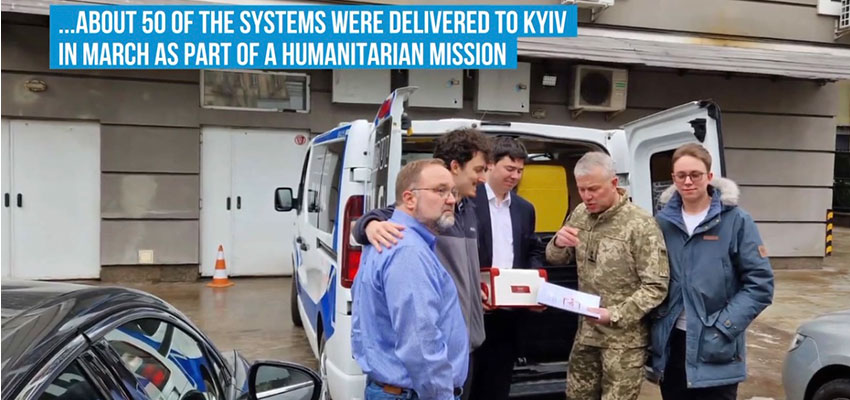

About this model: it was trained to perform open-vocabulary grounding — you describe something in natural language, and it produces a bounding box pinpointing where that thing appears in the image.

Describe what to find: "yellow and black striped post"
[826,210,834,257]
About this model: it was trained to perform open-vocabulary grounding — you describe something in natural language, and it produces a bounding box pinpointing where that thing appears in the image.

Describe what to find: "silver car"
[782,309,850,400]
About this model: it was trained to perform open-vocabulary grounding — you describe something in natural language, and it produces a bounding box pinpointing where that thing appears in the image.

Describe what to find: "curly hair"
[432,128,492,168]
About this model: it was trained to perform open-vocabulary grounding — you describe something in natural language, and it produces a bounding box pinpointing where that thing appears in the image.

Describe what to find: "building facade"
[2,0,849,280]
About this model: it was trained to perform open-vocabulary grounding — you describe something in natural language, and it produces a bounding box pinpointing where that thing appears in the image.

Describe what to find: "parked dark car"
[1,280,321,400]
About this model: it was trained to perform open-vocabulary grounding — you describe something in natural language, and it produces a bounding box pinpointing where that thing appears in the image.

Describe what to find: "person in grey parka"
[647,143,774,400]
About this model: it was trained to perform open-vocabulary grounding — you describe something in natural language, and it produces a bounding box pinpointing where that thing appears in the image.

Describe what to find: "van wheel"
[290,274,303,327]
[319,336,333,400]
[813,378,850,400]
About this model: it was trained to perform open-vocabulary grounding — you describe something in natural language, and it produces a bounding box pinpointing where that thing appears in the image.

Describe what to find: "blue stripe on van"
[293,238,302,269]
[298,264,337,341]
[314,125,350,144]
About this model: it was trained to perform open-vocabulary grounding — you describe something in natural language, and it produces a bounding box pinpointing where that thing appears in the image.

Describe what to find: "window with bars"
[201,70,310,112]
[835,127,850,212]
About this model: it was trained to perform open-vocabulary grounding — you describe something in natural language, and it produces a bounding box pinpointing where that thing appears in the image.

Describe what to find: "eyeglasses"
[410,187,459,200]
[672,171,707,183]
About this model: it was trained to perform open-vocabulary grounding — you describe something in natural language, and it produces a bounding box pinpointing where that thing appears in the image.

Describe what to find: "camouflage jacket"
[546,189,669,348]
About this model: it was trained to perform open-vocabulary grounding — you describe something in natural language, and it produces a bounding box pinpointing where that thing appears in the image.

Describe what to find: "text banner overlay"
[49,5,577,69]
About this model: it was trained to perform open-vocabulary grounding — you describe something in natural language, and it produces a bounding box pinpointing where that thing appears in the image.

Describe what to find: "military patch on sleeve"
[758,245,769,258]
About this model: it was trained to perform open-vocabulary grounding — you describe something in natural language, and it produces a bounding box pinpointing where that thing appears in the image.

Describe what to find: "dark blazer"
[473,183,545,269]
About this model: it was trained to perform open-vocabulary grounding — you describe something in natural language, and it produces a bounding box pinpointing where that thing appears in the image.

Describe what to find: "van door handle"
[237,196,242,210]
[4,193,8,207]
[17,194,22,208]
[226,197,231,210]
[296,236,308,251]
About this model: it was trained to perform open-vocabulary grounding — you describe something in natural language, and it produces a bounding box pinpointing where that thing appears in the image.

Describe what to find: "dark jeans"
[470,310,517,400]
[660,329,738,400]
[461,351,474,400]
[365,380,461,400]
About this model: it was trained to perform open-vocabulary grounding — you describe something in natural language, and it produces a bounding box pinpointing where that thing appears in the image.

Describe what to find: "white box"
[138,249,154,264]
[332,70,390,104]
[475,62,531,113]
[408,70,463,109]
[480,268,547,308]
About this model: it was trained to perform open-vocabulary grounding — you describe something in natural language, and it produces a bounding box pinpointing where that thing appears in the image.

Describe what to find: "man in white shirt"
[474,137,544,270]
[470,137,544,400]
[485,179,514,268]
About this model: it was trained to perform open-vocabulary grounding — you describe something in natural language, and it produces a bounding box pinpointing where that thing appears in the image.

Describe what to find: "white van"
[274,87,725,400]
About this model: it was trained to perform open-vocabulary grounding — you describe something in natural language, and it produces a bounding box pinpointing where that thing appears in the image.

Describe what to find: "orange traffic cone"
[208,245,235,288]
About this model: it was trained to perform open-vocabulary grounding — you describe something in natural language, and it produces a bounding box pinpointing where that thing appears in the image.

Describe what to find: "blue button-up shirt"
[352,209,469,400]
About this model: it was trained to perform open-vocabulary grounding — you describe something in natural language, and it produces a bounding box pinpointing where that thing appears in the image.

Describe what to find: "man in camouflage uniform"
[546,151,669,400]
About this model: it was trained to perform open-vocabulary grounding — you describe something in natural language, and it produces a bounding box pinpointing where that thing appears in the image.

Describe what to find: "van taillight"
[345,250,362,287]
[341,195,364,288]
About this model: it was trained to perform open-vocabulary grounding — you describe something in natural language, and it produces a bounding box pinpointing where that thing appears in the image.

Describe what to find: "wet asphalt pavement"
[110,227,850,400]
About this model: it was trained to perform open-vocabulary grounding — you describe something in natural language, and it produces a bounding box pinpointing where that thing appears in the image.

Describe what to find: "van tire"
[813,378,850,400]
[319,335,333,400]
[290,274,303,327]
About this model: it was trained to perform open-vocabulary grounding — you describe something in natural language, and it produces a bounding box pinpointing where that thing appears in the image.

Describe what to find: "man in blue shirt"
[352,158,469,400]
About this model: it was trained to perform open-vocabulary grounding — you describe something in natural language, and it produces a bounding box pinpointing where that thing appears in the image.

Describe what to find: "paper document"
[536,282,601,318]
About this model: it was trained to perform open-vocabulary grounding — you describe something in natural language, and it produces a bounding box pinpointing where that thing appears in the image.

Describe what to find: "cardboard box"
[480,268,548,308]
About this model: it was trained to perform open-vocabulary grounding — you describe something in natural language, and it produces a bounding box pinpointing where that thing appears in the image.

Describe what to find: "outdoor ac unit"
[562,0,615,7]
[569,65,628,113]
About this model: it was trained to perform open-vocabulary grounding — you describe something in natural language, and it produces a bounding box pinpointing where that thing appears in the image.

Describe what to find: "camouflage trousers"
[566,342,647,400]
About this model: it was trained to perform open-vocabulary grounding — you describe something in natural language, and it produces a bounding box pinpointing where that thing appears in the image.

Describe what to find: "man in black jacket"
[474,137,545,270]
[470,137,545,400]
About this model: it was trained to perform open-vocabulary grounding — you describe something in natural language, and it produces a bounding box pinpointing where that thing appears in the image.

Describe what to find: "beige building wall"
[347,0,846,44]
[1,5,843,276]
[839,81,850,127]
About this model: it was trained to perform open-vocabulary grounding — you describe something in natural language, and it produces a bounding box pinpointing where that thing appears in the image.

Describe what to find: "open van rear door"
[619,101,725,214]
[365,87,417,211]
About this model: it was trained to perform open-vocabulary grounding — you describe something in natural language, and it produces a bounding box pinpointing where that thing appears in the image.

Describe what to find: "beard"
[436,212,455,231]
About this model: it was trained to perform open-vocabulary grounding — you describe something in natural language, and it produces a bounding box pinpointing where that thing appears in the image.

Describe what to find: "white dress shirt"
[485,183,514,269]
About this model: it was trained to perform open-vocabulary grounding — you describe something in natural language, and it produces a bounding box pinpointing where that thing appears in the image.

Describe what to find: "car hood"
[798,309,850,338]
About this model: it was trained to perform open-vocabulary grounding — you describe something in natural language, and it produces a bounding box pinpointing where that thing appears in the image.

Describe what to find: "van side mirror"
[275,188,295,212]
[248,361,320,400]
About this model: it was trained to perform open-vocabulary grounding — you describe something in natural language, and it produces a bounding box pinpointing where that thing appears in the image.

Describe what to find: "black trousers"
[469,310,518,400]
[660,329,738,400]
[461,351,474,400]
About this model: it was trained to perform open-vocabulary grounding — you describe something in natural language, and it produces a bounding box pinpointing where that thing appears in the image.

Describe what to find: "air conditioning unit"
[818,0,842,16]
[562,0,615,7]
[569,65,628,114]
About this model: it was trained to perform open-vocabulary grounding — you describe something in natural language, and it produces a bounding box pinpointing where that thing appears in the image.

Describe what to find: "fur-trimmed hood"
[657,176,740,207]
[648,174,773,388]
